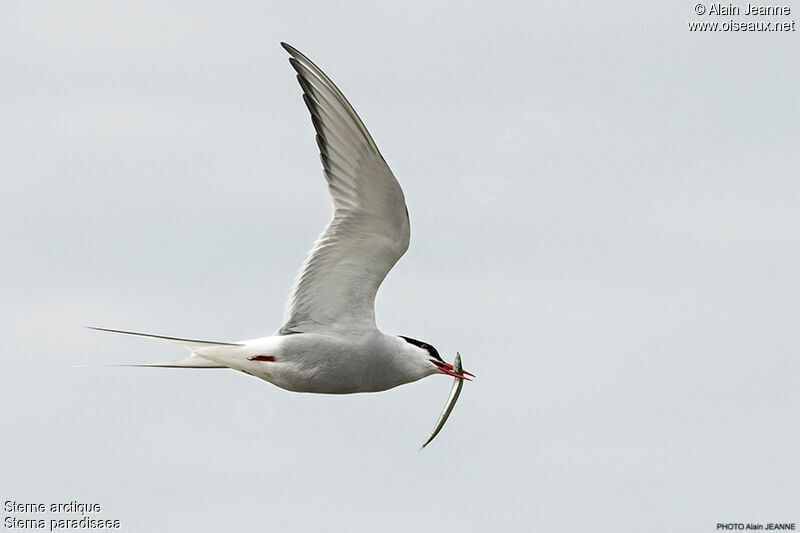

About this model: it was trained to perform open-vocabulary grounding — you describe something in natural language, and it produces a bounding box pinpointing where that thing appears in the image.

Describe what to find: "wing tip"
[281,42,303,60]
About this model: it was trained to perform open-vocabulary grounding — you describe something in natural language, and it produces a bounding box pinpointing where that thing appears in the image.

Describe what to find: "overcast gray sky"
[2,1,798,532]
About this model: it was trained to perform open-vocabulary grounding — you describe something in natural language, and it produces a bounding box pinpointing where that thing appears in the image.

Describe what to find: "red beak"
[430,359,474,381]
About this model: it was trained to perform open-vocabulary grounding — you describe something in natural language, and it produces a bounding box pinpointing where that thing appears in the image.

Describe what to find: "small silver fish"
[421,352,466,449]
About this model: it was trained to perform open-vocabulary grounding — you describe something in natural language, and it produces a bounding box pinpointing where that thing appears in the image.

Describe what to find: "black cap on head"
[399,335,443,362]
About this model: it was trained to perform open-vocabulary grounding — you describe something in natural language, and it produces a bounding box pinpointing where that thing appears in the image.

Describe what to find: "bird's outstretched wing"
[277,43,410,335]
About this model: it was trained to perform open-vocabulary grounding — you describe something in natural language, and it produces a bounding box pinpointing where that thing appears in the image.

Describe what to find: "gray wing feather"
[278,43,410,335]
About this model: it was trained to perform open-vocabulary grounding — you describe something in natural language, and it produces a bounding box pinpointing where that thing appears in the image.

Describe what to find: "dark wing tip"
[287,57,303,75]
[281,42,308,63]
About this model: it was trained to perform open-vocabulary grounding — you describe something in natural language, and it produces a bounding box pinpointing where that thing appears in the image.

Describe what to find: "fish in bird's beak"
[421,352,471,449]
[429,357,474,381]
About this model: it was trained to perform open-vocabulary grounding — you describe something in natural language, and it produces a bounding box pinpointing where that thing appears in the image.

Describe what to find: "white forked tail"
[88,326,241,368]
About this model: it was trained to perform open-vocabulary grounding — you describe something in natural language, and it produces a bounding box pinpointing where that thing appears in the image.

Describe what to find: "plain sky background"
[2,1,798,531]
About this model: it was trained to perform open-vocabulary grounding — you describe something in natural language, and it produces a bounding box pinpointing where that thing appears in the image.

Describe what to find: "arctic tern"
[92,42,473,446]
